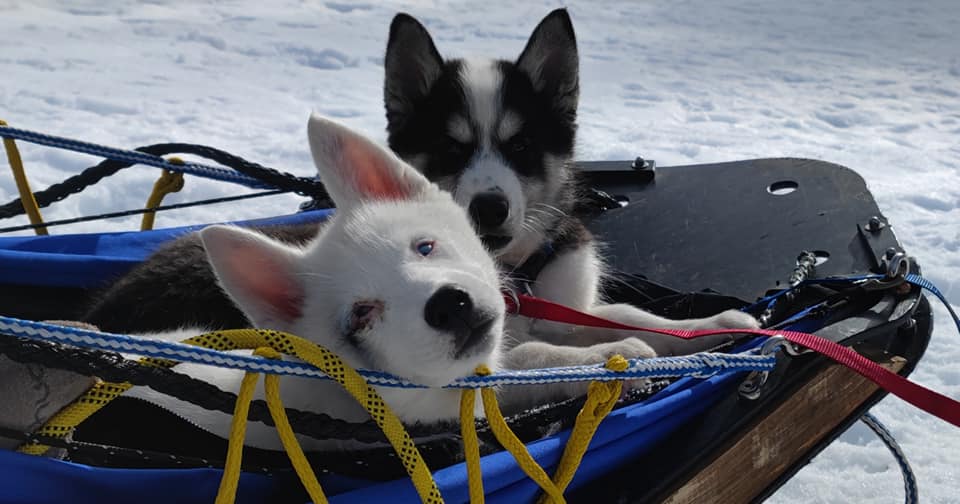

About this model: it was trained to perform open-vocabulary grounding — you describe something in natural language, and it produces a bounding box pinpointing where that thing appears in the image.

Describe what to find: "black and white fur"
[383,9,759,360]
[117,115,655,449]
[84,11,757,440]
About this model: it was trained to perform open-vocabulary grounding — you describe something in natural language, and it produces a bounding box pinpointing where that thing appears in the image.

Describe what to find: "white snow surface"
[1,1,958,502]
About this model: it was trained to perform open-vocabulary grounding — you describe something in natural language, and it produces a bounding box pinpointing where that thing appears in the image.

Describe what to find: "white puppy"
[124,115,655,449]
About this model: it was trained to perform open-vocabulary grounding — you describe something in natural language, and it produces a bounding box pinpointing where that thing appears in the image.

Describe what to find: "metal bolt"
[631,156,656,183]
[866,216,885,233]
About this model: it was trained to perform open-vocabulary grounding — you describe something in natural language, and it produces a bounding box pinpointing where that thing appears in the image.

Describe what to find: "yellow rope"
[225,329,445,504]
[17,381,132,455]
[213,346,329,504]
[17,344,183,454]
[214,353,261,504]
[474,365,566,503]
[0,119,47,235]
[538,355,627,504]
[19,328,443,504]
[20,326,621,504]
[263,363,328,504]
[460,387,483,504]
[140,162,184,231]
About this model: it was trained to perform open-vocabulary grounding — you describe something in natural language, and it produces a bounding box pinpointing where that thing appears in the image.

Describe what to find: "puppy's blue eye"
[415,240,435,256]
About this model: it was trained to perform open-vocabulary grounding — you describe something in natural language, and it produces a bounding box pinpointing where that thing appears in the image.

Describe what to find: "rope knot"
[604,354,629,372]
[155,167,185,192]
[474,364,492,377]
[253,346,281,360]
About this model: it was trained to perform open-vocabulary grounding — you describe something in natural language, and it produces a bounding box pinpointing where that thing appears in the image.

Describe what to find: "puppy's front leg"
[529,245,759,355]
[496,338,655,415]
[565,303,759,355]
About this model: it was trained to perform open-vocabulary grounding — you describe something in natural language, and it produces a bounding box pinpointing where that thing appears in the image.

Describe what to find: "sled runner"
[0,124,952,503]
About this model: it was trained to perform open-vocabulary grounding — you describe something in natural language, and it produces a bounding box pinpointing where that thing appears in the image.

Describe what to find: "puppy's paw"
[696,310,760,331]
[583,337,657,365]
[584,338,656,398]
[498,339,657,411]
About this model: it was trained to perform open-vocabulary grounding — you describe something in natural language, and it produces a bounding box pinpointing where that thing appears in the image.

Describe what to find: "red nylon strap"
[506,293,960,428]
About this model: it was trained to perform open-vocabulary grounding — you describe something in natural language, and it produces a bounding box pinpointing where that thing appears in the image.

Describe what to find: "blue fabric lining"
[0,210,332,288]
[0,449,282,504]
[0,371,744,504]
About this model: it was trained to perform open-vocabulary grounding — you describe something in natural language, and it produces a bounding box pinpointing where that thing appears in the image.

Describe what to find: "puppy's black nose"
[425,286,496,356]
[424,286,474,332]
[468,192,509,229]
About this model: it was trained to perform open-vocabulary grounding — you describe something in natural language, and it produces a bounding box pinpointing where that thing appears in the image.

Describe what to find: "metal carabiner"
[860,251,911,292]
[739,334,812,399]
[759,335,789,356]
[885,251,910,280]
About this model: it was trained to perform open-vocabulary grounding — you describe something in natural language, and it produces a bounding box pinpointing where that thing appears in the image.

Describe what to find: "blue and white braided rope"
[0,315,774,389]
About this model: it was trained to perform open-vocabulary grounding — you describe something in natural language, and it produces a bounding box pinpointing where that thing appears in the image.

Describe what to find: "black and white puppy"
[382,9,759,361]
[85,9,755,367]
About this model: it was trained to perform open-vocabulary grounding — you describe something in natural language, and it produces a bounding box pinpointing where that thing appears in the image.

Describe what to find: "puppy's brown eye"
[446,137,468,156]
[506,135,530,153]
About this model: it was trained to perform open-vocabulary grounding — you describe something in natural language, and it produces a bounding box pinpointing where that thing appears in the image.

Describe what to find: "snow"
[1,0,958,501]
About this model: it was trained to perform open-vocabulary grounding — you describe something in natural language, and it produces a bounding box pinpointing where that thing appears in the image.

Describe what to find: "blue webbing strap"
[862,273,957,504]
[906,274,959,330]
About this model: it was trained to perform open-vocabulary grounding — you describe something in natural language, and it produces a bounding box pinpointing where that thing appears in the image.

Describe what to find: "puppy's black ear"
[384,13,444,130]
[516,8,579,119]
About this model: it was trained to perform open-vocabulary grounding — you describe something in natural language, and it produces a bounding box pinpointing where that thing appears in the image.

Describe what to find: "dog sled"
[0,123,956,503]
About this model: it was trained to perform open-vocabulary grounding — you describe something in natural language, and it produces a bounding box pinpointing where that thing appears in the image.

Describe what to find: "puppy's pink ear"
[307,113,432,208]
[200,225,304,331]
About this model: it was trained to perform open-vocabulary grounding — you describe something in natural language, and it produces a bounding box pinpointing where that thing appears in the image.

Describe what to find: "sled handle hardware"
[865,215,886,233]
[631,156,656,183]
[860,251,911,292]
[884,251,910,280]
[738,335,807,400]
[758,250,819,327]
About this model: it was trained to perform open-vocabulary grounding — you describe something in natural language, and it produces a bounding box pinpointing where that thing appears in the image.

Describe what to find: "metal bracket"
[859,250,912,292]
[738,335,809,400]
